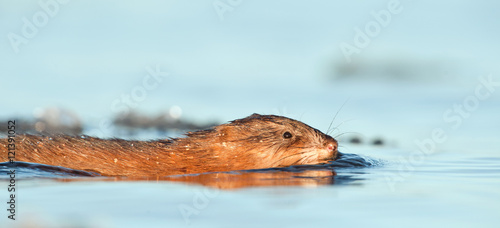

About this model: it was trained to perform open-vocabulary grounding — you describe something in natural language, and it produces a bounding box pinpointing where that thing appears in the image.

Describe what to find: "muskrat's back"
[0,114,338,177]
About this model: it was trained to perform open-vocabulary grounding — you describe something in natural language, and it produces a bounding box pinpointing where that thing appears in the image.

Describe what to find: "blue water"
[1,145,499,228]
[1,0,500,227]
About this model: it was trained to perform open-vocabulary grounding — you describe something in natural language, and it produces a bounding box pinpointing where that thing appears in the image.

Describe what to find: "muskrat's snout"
[326,140,338,153]
[323,136,339,160]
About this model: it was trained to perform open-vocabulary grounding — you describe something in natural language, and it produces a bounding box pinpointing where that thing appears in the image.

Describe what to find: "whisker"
[276,151,310,162]
[333,131,361,139]
[293,152,314,165]
[327,98,350,135]
[295,155,309,165]
[271,150,312,166]
[329,118,355,135]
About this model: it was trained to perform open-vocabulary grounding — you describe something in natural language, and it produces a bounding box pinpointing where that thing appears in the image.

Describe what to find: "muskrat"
[1,114,338,177]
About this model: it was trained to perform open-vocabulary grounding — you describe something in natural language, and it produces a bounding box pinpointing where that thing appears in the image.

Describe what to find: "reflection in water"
[159,170,338,189]
[0,153,373,189]
[54,169,364,189]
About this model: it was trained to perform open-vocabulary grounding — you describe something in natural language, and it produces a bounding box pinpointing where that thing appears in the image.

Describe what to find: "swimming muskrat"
[1,114,338,177]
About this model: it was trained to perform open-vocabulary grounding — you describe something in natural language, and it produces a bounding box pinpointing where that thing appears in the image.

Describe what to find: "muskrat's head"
[212,114,338,169]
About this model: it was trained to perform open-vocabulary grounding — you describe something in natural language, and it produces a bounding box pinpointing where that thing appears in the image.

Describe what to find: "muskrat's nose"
[326,140,338,152]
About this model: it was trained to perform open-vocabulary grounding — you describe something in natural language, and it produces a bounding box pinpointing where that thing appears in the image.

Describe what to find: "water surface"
[1,144,499,228]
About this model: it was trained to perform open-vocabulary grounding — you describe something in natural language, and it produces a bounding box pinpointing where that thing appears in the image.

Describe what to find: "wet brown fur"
[0,114,338,177]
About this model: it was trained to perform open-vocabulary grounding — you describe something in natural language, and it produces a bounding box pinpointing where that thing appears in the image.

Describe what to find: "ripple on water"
[0,162,98,179]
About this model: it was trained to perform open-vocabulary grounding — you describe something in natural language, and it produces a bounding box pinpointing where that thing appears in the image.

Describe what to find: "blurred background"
[2,1,500,228]
[1,0,499,151]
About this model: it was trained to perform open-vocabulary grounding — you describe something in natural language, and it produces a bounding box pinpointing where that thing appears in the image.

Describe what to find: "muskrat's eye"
[283,131,293,139]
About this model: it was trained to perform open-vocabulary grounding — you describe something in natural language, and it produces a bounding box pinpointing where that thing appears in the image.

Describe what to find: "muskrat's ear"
[249,113,262,118]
